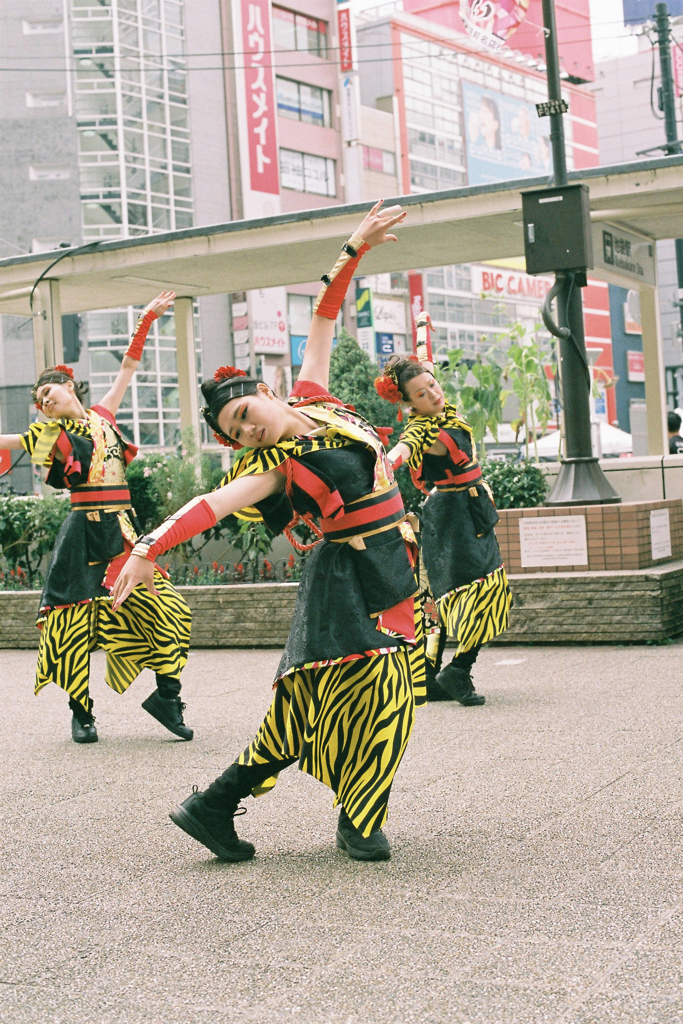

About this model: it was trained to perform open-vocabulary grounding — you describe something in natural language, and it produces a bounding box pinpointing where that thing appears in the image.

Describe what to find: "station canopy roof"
[1,155,683,317]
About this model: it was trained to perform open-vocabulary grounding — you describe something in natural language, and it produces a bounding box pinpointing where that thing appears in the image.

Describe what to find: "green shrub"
[483,458,548,509]
[0,494,70,580]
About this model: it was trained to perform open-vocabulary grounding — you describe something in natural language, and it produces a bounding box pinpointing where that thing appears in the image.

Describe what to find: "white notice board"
[650,508,672,560]
[520,516,588,568]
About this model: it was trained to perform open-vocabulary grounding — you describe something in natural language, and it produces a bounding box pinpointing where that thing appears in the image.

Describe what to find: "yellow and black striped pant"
[436,564,512,655]
[237,647,417,838]
[35,573,191,710]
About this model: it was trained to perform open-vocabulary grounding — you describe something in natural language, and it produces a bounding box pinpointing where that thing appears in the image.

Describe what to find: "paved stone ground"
[2,642,683,1024]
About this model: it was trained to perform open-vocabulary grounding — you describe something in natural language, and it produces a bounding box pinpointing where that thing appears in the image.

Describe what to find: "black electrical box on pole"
[654,3,683,358]
[523,0,619,505]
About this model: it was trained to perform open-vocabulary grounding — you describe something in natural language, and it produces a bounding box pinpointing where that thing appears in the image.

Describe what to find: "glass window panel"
[138,422,160,445]
[299,83,325,126]
[161,386,179,408]
[276,77,300,120]
[137,386,159,409]
[124,129,143,155]
[147,133,167,158]
[152,206,171,229]
[83,200,122,224]
[76,91,117,117]
[171,139,190,164]
[80,128,119,152]
[126,164,147,190]
[149,170,169,194]
[280,148,304,191]
[175,210,193,228]
[80,165,121,190]
[122,92,143,119]
[146,99,165,125]
[159,350,177,372]
[169,104,188,129]
[90,349,122,373]
[302,153,328,195]
[273,6,296,50]
[172,174,191,198]
[127,202,148,226]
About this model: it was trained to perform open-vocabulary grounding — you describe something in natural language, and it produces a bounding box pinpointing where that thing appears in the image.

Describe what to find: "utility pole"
[541,0,619,505]
[654,3,683,369]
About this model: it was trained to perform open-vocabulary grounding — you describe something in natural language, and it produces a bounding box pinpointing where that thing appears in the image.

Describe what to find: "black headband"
[200,376,260,441]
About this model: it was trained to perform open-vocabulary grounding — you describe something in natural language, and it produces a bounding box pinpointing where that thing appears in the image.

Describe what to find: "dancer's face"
[218,383,289,447]
[35,380,81,419]
[404,371,446,416]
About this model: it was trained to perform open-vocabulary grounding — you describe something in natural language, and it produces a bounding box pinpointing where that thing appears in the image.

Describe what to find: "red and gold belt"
[433,466,483,492]
[70,483,132,511]
[320,483,406,542]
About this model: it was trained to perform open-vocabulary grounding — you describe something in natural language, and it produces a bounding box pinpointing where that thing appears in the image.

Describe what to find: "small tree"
[437,348,510,460]
[505,335,553,464]
[329,330,424,513]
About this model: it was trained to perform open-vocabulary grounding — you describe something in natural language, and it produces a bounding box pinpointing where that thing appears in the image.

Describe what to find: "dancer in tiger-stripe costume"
[0,291,192,744]
[376,338,511,706]
[113,201,424,862]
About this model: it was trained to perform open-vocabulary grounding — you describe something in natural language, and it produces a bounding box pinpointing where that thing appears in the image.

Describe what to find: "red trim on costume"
[281,458,344,520]
[433,465,483,488]
[377,595,416,643]
[319,487,404,537]
[438,429,470,467]
[315,242,370,320]
[126,309,157,361]
[289,379,348,408]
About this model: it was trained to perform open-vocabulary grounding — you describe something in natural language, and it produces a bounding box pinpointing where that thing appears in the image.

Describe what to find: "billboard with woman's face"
[462,80,551,185]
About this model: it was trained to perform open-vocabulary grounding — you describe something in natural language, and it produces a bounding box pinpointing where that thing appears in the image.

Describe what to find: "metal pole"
[541,0,620,504]
[541,0,568,187]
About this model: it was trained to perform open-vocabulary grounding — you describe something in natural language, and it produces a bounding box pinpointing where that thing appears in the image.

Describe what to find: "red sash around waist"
[319,483,405,541]
[433,466,483,491]
[70,483,132,511]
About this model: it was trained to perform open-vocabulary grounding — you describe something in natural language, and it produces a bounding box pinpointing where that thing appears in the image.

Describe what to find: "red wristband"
[314,240,371,321]
[126,309,157,361]
[131,497,217,561]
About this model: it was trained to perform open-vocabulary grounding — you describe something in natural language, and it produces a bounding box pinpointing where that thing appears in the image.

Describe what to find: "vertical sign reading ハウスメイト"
[238,0,280,217]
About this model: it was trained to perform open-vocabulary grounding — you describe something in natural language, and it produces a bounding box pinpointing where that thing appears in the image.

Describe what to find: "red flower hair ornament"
[53,364,75,379]
[213,365,247,383]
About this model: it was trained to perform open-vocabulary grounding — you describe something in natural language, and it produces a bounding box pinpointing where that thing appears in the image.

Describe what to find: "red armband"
[390,451,405,469]
[126,309,157,362]
[131,497,217,562]
[313,232,370,321]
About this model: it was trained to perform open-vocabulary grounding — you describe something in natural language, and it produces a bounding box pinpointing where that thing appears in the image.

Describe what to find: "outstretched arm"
[0,434,25,451]
[98,290,176,416]
[299,200,406,390]
[387,442,411,468]
[111,467,284,608]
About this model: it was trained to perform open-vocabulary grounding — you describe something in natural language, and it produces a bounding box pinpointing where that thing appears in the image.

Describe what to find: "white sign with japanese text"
[519,516,588,568]
[650,509,672,561]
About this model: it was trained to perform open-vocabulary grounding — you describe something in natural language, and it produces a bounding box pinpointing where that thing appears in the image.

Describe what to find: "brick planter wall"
[496,499,683,574]
[2,568,683,649]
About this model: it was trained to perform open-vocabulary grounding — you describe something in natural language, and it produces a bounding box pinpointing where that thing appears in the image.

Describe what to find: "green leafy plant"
[437,348,510,459]
[505,334,553,463]
[483,458,548,509]
[0,494,71,582]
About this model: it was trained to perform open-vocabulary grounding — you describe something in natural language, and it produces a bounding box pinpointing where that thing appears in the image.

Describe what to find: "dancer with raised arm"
[376,335,511,705]
[112,201,424,863]
[0,292,192,744]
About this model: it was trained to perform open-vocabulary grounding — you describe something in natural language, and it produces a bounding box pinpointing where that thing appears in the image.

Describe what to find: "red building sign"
[242,0,279,195]
[338,6,354,72]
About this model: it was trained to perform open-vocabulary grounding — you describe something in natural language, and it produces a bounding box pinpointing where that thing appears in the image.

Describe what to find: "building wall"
[591,45,683,375]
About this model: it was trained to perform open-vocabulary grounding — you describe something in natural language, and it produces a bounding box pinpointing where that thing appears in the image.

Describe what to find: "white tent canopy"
[534,423,633,459]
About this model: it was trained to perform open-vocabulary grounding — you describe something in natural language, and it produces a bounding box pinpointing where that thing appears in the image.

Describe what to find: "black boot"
[141,690,193,740]
[436,662,485,706]
[170,786,255,862]
[424,659,453,702]
[336,808,391,861]
[69,697,98,744]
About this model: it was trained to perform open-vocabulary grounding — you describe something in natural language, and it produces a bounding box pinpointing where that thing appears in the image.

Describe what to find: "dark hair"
[200,375,260,441]
[32,367,88,405]
[668,410,681,433]
[385,355,431,402]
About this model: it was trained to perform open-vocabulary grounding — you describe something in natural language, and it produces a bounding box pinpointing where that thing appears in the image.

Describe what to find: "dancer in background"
[376,347,511,705]
[0,292,192,744]
[112,201,424,863]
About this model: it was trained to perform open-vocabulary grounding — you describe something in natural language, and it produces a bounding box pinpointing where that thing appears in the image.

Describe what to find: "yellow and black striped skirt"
[35,573,191,709]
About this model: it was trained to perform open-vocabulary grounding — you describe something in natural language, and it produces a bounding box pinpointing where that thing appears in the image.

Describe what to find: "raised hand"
[143,290,176,319]
[111,555,158,611]
[357,199,407,248]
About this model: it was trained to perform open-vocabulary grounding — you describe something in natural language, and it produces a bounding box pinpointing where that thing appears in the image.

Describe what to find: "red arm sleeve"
[131,497,217,562]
